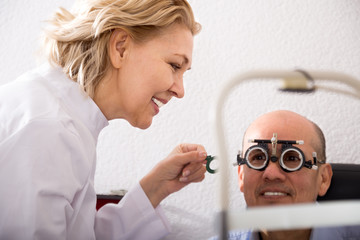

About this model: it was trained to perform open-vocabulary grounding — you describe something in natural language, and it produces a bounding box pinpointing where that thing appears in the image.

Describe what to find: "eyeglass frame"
[236,134,321,172]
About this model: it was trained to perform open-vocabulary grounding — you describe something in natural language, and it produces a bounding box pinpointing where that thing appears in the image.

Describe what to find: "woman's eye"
[170,63,181,71]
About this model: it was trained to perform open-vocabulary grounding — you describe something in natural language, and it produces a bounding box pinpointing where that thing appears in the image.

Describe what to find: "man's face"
[238,111,331,207]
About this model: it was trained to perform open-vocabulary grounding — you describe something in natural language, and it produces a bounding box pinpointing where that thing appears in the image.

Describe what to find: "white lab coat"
[0,64,170,240]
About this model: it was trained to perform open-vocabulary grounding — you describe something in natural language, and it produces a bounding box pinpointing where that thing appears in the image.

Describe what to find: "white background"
[1,1,360,239]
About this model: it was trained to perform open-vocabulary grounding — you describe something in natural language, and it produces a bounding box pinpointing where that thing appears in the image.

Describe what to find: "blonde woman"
[0,0,206,239]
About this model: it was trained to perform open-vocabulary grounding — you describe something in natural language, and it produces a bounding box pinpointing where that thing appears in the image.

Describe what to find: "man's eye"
[284,155,300,162]
[254,155,265,160]
[249,154,266,162]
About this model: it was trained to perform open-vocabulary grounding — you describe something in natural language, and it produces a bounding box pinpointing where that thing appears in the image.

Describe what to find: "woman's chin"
[130,118,153,130]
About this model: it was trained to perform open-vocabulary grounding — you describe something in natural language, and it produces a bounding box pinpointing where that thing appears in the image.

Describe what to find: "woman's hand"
[140,143,207,208]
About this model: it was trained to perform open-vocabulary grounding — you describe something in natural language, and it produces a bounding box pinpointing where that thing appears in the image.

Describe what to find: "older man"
[212,110,360,240]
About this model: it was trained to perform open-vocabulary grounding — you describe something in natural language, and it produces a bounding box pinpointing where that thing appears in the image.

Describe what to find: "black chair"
[317,163,360,201]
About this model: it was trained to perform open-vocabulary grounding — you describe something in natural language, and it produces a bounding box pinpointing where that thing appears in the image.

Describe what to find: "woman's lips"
[152,97,165,108]
[151,97,166,115]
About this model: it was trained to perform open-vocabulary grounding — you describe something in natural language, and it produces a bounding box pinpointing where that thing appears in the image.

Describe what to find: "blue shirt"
[209,225,360,240]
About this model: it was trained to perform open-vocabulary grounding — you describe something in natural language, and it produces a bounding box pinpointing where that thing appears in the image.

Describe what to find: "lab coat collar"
[37,63,109,140]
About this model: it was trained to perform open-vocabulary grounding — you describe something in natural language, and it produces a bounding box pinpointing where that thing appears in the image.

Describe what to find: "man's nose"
[262,157,286,181]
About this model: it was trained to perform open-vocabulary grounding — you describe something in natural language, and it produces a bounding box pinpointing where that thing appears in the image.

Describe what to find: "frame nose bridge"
[262,156,286,179]
[270,155,279,163]
[260,141,281,164]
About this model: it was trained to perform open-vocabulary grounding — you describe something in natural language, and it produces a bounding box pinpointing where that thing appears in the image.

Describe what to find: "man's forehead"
[243,129,313,151]
[246,130,302,141]
[245,120,313,141]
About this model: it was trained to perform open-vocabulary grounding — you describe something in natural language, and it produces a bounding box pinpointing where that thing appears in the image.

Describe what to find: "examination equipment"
[210,69,360,240]
[236,133,321,172]
[206,155,217,174]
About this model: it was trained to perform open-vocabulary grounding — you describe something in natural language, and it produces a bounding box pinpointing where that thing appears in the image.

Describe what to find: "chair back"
[317,163,360,201]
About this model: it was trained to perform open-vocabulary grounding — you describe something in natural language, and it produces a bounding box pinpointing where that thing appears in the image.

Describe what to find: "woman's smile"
[151,97,166,115]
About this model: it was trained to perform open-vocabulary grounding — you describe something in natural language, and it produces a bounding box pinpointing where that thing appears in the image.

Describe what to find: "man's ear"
[318,163,333,197]
[108,28,130,69]
[238,165,245,193]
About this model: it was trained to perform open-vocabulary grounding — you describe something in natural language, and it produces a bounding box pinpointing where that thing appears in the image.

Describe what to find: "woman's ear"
[108,29,129,69]
[318,163,333,197]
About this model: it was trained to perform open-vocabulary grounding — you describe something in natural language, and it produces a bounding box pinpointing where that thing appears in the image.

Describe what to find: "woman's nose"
[169,76,184,98]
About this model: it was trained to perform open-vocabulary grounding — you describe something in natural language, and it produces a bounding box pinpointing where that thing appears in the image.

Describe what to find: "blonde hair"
[43,0,201,97]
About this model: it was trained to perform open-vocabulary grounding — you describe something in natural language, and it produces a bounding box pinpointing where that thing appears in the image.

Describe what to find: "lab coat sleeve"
[95,182,171,240]
[0,119,96,240]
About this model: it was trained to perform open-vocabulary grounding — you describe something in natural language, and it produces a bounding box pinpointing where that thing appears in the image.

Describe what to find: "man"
[213,110,360,240]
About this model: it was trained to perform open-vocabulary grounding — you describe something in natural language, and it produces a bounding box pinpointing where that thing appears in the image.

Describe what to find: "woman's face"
[96,23,194,129]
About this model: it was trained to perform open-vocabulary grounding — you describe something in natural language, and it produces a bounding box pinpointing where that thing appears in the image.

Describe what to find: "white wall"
[1,1,360,239]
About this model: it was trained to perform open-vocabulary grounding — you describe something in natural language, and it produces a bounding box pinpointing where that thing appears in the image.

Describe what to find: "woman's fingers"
[172,150,207,167]
[173,143,206,155]
[179,162,206,182]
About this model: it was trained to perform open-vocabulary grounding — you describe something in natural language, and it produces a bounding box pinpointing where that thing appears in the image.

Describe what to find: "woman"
[0,0,207,239]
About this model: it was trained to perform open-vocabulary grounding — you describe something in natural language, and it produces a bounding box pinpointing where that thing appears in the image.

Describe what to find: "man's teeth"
[152,98,164,108]
[263,192,287,196]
